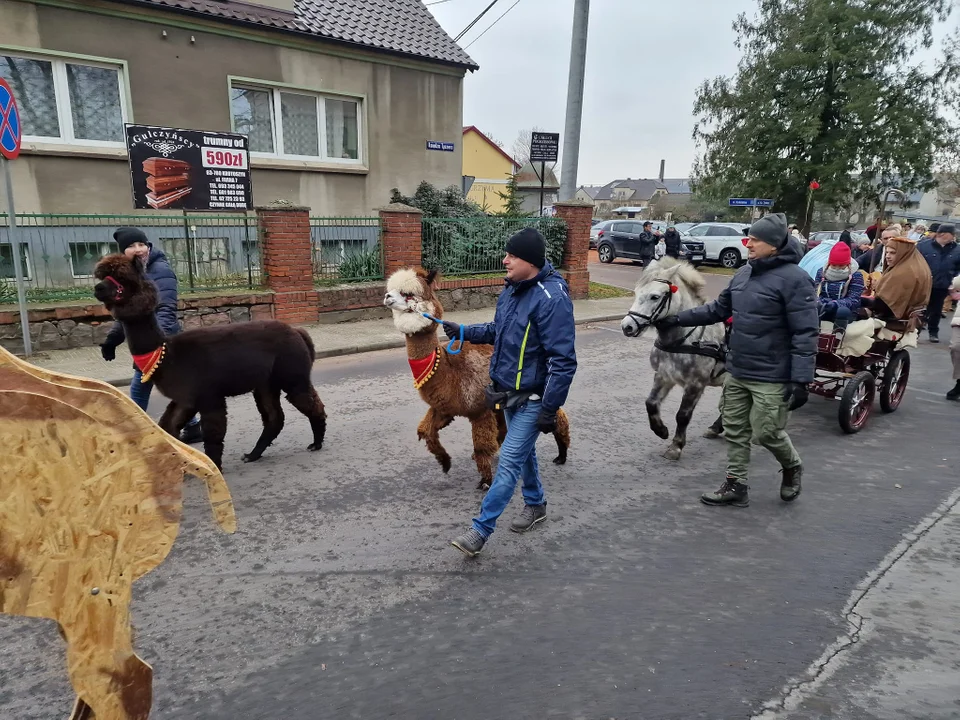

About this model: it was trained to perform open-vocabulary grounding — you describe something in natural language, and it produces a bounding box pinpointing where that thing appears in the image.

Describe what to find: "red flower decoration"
[669,284,678,294]
[809,180,821,190]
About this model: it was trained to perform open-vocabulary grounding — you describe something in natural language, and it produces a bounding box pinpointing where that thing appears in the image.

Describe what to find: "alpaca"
[384,267,570,489]
[620,258,727,459]
[93,253,326,469]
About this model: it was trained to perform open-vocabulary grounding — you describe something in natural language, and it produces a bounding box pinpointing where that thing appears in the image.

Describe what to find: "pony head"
[621,258,706,337]
[384,267,444,335]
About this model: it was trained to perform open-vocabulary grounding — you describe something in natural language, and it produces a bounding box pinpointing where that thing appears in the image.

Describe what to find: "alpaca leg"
[198,403,228,470]
[664,384,705,460]
[243,387,284,463]
[417,408,453,474]
[63,600,153,720]
[646,374,674,440]
[157,401,195,439]
[285,386,327,452]
[552,408,571,465]
[469,412,501,490]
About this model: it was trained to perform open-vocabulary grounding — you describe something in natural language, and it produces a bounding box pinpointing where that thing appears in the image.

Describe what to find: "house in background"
[591,179,668,217]
[515,162,560,215]
[1,0,477,217]
[461,126,519,212]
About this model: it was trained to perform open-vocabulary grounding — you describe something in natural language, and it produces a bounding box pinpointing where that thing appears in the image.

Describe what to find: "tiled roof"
[577,185,603,199]
[594,179,666,202]
[119,0,479,69]
[661,178,692,194]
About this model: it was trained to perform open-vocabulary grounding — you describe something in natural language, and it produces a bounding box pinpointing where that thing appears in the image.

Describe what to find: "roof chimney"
[658,159,665,182]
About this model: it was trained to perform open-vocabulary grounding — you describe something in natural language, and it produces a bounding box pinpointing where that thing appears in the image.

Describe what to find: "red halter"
[104,275,124,298]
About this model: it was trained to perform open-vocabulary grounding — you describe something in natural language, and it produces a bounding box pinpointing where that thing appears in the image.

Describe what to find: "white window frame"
[229,79,364,167]
[68,241,117,279]
[0,47,130,150]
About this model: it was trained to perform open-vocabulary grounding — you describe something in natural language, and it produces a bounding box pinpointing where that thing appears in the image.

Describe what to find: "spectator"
[948,273,960,401]
[917,223,960,343]
[663,225,683,259]
[100,228,202,444]
[638,221,659,265]
[838,228,853,248]
[814,242,864,330]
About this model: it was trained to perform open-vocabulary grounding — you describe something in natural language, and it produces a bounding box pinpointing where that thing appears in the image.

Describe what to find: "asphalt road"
[1,325,957,719]
[589,253,732,298]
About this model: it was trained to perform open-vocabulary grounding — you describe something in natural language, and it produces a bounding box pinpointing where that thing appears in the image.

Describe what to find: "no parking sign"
[0,78,22,160]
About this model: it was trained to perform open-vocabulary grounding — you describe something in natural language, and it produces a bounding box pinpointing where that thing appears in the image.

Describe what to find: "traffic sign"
[755,199,774,207]
[0,78,22,160]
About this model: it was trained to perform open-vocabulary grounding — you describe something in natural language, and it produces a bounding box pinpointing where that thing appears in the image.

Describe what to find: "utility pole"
[558,0,590,201]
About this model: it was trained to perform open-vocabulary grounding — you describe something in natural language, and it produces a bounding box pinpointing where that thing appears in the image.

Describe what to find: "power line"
[454,0,500,42]
[425,0,456,6]
[463,0,522,49]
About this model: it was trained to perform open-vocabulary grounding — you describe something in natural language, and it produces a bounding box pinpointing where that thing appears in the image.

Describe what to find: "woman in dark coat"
[663,226,683,259]
[100,227,202,443]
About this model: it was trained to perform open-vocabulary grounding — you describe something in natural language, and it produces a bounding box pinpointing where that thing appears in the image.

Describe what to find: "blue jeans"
[473,399,545,537]
[820,303,853,330]
[130,367,199,427]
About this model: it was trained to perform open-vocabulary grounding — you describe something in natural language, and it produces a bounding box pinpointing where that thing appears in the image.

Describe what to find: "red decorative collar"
[132,344,166,382]
[409,349,440,389]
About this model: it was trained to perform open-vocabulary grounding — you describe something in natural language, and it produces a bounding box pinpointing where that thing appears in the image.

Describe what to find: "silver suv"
[685,222,750,268]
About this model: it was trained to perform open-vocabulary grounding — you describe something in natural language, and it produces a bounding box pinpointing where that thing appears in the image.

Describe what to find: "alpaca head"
[384,268,445,335]
[93,253,158,319]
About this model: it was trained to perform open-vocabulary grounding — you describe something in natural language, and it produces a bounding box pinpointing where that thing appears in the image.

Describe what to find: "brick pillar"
[554,200,593,299]
[380,203,423,276]
[257,203,319,324]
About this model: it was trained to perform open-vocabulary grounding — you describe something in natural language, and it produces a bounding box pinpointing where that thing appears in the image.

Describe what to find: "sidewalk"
[23,296,630,386]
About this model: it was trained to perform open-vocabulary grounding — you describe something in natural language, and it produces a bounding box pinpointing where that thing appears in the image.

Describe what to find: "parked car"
[591,218,604,226]
[597,220,704,265]
[805,230,867,252]
[684,222,751,268]
[673,222,697,233]
[590,219,616,249]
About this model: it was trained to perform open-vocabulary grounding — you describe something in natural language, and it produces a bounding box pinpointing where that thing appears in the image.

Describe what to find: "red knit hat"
[828,242,851,266]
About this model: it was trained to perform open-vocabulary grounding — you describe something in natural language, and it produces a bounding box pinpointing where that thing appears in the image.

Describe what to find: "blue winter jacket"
[813,266,865,312]
[105,246,181,347]
[918,238,960,289]
[462,262,577,414]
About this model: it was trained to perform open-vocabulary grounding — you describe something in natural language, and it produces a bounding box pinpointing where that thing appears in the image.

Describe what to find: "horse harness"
[627,278,728,367]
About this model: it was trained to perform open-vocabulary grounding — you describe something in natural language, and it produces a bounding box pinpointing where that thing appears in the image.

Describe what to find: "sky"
[427,0,952,187]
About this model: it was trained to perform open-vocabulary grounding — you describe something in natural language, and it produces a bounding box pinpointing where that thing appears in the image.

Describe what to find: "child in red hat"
[813,241,865,329]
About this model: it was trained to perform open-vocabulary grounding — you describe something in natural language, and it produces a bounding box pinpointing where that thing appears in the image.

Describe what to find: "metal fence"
[0,213,260,304]
[309,217,383,285]
[421,216,567,276]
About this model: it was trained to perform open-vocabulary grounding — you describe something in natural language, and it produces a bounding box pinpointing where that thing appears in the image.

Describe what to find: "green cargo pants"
[722,376,801,483]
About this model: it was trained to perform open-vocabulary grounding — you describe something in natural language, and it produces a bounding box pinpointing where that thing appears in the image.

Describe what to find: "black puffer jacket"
[663,229,682,258]
[676,238,819,384]
[637,230,658,262]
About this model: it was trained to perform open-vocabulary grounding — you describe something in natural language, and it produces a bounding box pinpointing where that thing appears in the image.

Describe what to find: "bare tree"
[512,126,544,166]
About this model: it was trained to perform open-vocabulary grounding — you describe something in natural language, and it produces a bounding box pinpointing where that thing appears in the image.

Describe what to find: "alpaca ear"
[425,269,440,287]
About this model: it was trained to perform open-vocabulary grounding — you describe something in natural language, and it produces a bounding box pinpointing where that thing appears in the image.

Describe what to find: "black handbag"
[484,384,534,411]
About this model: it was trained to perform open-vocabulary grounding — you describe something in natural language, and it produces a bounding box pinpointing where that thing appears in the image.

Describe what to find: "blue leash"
[422,313,464,355]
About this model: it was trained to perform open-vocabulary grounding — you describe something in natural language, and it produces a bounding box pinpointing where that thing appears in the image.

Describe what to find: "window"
[0,243,31,280]
[230,83,361,163]
[0,53,127,146]
[688,225,709,237]
[69,241,117,278]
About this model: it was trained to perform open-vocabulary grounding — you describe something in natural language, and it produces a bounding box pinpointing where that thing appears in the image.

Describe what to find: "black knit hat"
[929,222,941,234]
[114,227,150,253]
[505,227,546,268]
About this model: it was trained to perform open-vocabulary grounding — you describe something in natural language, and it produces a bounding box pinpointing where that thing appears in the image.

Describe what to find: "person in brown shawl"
[870,236,933,322]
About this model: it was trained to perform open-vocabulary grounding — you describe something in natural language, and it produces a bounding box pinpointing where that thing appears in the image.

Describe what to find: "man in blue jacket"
[100,227,202,443]
[918,223,960,343]
[443,228,577,556]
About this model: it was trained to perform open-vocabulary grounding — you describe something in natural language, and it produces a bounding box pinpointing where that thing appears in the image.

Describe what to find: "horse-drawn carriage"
[808,314,917,433]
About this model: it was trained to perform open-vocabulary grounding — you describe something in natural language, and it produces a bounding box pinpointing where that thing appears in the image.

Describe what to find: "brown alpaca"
[384,267,570,489]
[93,253,327,469]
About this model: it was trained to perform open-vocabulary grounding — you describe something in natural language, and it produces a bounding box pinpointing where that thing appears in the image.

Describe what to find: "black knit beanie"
[505,228,546,268]
[114,227,150,253]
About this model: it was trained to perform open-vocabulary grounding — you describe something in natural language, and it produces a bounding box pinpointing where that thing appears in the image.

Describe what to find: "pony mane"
[637,257,707,302]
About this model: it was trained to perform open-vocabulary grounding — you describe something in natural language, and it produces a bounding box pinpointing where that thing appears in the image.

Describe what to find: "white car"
[685,222,751,268]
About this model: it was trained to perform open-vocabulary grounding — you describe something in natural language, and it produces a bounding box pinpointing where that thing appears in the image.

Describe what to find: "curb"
[80,313,629,388]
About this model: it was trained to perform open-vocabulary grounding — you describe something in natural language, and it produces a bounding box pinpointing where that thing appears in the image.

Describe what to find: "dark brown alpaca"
[93,253,326,469]
[384,267,570,489]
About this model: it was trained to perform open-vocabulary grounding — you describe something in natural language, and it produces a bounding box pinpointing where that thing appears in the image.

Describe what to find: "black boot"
[701,478,749,507]
[780,465,803,502]
[947,381,960,402]
[179,422,203,444]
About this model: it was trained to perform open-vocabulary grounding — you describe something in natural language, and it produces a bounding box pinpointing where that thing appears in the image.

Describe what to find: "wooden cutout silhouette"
[0,346,236,719]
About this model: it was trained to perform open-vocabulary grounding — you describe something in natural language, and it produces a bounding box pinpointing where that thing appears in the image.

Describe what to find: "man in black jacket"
[918,223,960,343]
[656,213,818,507]
[638,221,659,264]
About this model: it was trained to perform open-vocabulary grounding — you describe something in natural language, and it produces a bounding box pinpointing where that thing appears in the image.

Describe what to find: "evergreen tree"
[692,0,958,232]
[496,173,528,217]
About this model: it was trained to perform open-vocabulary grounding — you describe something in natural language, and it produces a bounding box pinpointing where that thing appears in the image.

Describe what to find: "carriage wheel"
[879,350,910,413]
[839,371,876,434]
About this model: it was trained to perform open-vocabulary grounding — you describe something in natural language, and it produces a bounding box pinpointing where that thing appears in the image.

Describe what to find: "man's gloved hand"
[654,315,681,332]
[536,409,557,434]
[441,320,460,341]
[782,382,809,411]
[100,343,116,362]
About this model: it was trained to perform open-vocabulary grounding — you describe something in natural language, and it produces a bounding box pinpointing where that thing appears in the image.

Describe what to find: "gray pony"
[621,258,726,459]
